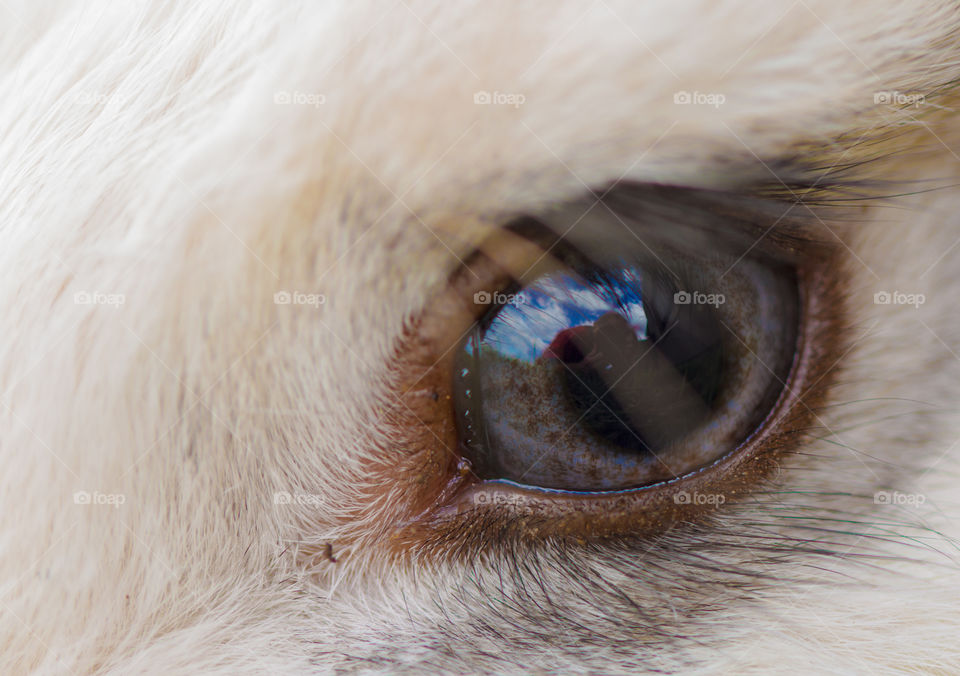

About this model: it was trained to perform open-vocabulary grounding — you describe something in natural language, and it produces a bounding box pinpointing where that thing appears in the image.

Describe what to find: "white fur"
[2,0,960,672]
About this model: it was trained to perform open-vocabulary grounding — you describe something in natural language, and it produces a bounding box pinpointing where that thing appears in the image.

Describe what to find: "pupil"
[559,301,723,454]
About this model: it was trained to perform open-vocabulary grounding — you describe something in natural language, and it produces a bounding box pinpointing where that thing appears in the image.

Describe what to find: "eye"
[392,185,842,543]
[452,222,798,492]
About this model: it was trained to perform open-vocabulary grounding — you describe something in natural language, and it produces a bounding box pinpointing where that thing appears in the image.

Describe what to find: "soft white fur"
[2,0,960,673]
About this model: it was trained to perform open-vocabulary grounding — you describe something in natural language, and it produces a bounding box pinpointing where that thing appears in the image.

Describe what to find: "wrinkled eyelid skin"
[381,186,850,557]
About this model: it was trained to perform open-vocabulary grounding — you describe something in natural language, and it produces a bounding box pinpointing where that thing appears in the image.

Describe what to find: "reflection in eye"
[453,228,799,492]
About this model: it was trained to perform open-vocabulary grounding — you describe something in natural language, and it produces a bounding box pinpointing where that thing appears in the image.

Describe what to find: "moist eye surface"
[452,219,800,492]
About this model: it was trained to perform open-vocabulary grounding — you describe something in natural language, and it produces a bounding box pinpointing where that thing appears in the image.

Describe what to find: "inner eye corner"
[391,188,851,547]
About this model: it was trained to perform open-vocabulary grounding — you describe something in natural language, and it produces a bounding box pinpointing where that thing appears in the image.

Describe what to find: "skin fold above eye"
[388,185,848,547]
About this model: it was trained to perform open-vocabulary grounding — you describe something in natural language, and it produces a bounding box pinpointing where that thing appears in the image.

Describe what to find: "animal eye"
[394,185,841,542]
[452,227,798,492]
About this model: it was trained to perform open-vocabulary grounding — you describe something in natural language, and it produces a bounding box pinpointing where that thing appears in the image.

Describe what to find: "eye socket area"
[388,189,843,546]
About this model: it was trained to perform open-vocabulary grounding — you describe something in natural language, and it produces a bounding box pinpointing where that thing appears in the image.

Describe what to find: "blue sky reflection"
[483,269,648,361]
